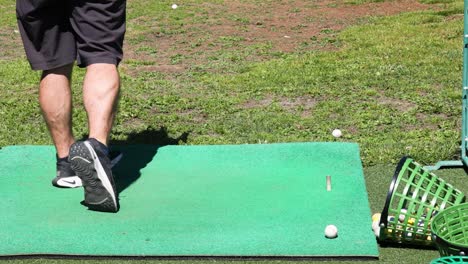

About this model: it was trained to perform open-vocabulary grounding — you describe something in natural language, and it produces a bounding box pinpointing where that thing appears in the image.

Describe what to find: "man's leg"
[41,64,84,188]
[17,0,80,188]
[83,63,120,146]
[68,0,125,212]
[69,63,121,212]
[39,63,75,158]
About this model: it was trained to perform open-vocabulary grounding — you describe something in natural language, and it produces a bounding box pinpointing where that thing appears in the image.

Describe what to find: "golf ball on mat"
[171,4,178,9]
[332,129,342,138]
[325,225,338,239]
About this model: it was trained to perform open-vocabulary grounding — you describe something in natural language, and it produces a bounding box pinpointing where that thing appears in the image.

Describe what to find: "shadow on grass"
[109,126,190,193]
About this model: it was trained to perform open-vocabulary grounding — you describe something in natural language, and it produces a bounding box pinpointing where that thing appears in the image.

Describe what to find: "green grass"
[1,0,467,263]
[113,0,465,167]
[0,0,15,28]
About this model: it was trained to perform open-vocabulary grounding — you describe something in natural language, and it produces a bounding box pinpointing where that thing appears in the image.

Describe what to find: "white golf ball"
[372,220,381,237]
[324,224,338,239]
[171,4,178,9]
[332,129,342,138]
[371,213,381,238]
[399,209,407,222]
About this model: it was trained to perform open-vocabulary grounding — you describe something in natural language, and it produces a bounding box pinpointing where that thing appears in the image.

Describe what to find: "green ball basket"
[379,157,466,247]
[432,203,468,256]
[430,256,468,263]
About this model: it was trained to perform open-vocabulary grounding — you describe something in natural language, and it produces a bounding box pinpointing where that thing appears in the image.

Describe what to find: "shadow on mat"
[109,127,189,193]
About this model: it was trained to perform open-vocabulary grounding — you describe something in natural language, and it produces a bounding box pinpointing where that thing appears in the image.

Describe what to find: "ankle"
[56,155,69,162]
[89,138,109,156]
[88,135,108,146]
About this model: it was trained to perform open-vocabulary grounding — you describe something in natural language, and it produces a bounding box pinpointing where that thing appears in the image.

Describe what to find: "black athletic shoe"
[52,158,82,188]
[69,138,119,213]
[52,151,122,188]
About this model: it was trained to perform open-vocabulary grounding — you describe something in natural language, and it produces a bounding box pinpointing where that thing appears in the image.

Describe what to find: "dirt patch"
[201,0,431,52]
[122,0,434,76]
[242,95,275,109]
[279,96,318,109]
[377,93,417,112]
[241,94,318,118]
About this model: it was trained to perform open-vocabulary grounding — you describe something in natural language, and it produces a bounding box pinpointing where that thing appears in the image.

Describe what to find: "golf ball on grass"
[332,129,342,138]
[324,225,338,239]
[171,4,178,9]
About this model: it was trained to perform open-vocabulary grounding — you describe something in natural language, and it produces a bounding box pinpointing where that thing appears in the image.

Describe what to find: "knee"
[86,63,120,91]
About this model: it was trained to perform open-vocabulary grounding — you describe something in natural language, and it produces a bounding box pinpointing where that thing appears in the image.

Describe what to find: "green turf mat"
[0,142,378,258]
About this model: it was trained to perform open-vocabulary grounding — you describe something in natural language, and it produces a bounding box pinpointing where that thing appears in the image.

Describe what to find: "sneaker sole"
[70,141,118,212]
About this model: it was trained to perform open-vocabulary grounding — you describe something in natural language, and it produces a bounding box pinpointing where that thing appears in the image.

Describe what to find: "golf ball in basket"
[324,224,338,239]
[332,129,342,138]
[399,209,407,222]
[171,4,178,9]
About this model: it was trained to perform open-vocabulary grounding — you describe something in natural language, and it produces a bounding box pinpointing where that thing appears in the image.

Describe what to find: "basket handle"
[380,156,411,227]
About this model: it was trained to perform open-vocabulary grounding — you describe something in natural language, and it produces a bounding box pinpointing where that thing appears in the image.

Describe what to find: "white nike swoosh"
[63,179,76,184]
[57,176,82,188]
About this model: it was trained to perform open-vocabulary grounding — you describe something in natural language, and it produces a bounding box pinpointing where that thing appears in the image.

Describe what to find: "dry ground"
[123,0,434,75]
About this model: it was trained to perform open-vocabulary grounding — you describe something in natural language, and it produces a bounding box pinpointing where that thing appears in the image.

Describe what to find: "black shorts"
[16,0,126,71]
